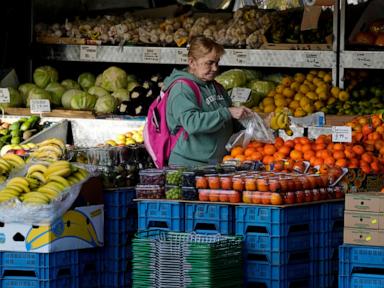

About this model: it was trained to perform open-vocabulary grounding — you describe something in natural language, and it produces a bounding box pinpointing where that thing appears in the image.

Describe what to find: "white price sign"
[30,99,51,114]
[175,49,188,64]
[300,53,321,67]
[143,48,161,63]
[80,45,97,61]
[332,126,352,143]
[352,53,374,68]
[231,88,251,102]
[229,50,249,65]
[0,88,10,104]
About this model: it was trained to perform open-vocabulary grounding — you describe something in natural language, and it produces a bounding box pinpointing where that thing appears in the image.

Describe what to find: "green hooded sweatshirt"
[165,68,233,167]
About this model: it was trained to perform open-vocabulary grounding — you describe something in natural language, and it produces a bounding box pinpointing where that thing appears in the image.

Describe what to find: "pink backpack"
[143,78,202,168]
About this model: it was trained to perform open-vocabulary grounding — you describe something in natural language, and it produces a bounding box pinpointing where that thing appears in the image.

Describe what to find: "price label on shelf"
[332,126,352,143]
[143,48,161,63]
[300,53,321,68]
[175,49,188,64]
[0,88,10,104]
[229,50,249,65]
[231,88,251,102]
[30,99,51,114]
[352,52,374,68]
[80,45,97,61]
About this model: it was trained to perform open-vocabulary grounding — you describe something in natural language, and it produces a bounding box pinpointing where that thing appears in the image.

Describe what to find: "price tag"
[30,99,51,114]
[332,126,352,143]
[229,50,249,65]
[231,88,251,102]
[175,49,188,64]
[143,48,161,63]
[0,88,10,104]
[353,53,373,68]
[80,45,97,61]
[300,53,321,67]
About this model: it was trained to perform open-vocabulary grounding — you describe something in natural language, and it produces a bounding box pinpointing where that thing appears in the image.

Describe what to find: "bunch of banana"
[269,108,294,136]
[0,154,26,184]
[29,138,66,161]
[0,161,89,205]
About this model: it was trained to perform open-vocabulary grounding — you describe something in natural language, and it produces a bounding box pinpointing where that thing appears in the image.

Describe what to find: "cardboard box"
[0,205,104,253]
[345,192,384,212]
[344,227,384,246]
[340,169,384,193]
[344,210,384,230]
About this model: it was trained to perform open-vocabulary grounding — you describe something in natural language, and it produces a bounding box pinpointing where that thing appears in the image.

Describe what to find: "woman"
[164,36,252,167]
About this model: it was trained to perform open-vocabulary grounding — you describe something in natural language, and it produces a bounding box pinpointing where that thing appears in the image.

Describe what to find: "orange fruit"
[335,158,348,168]
[333,143,344,151]
[244,147,256,157]
[333,151,346,160]
[271,193,283,205]
[264,144,277,156]
[312,157,324,166]
[284,140,295,148]
[303,150,315,161]
[231,146,244,157]
[352,145,365,155]
[278,146,291,156]
[324,156,335,166]
[361,153,373,163]
[294,143,303,152]
[263,155,275,165]
[290,150,303,161]
[223,155,233,162]
[348,158,360,168]
[274,137,285,149]
[371,160,381,173]
[250,151,263,161]
[235,154,246,162]
[301,144,312,153]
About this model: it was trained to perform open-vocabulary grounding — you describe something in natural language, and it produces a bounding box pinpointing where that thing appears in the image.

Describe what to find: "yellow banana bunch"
[29,138,66,161]
[270,109,290,131]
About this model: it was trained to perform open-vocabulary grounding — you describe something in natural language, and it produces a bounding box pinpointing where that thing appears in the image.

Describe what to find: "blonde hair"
[188,36,225,59]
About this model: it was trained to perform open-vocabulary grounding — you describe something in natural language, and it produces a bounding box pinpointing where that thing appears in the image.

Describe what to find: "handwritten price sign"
[30,99,51,114]
[332,126,352,143]
[80,45,97,61]
[143,48,161,63]
[0,89,10,104]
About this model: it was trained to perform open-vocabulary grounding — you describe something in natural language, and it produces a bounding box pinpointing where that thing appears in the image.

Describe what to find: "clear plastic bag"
[226,112,275,151]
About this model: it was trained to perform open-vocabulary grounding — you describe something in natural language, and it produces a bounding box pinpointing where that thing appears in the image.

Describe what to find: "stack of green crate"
[132,230,243,288]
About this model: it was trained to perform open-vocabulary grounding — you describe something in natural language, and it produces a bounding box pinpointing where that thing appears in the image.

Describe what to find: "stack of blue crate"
[313,201,344,288]
[235,204,318,288]
[0,249,100,288]
[102,187,137,287]
[339,244,384,288]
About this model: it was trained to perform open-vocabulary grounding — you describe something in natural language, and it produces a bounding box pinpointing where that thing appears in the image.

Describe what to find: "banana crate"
[0,205,104,253]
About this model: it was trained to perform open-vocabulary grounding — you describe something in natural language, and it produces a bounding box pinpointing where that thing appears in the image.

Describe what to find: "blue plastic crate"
[339,273,384,288]
[315,273,338,288]
[80,273,100,288]
[236,205,315,237]
[101,245,132,261]
[0,276,77,288]
[339,244,384,276]
[244,231,313,255]
[104,231,135,246]
[246,249,311,266]
[105,205,137,220]
[102,258,132,273]
[315,230,343,249]
[313,244,339,262]
[246,278,310,288]
[246,260,310,283]
[0,251,78,279]
[315,218,344,233]
[320,201,345,220]
[138,201,184,231]
[185,203,234,235]
[101,271,131,287]
[105,216,138,234]
[104,187,136,207]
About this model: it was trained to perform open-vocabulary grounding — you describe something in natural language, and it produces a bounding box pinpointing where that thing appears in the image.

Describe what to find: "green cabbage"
[243,69,262,82]
[88,86,110,98]
[45,82,66,107]
[0,87,23,108]
[215,69,247,90]
[70,92,97,110]
[18,83,37,104]
[94,95,117,114]
[264,73,284,84]
[33,66,58,88]
[248,80,276,98]
[100,66,128,92]
[112,88,130,103]
[61,79,81,90]
[62,89,83,109]
[26,87,52,107]
[78,72,96,91]
[95,74,103,87]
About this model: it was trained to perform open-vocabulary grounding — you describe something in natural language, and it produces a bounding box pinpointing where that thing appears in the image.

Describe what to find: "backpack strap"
[165,78,202,107]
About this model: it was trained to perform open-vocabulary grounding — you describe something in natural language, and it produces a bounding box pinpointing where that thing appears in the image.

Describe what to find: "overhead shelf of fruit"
[33,5,335,69]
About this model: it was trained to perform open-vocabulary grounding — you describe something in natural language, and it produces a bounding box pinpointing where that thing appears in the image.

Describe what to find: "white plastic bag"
[226,112,275,151]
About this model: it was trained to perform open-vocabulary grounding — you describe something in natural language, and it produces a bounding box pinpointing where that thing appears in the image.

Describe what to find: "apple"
[15,149,26,156]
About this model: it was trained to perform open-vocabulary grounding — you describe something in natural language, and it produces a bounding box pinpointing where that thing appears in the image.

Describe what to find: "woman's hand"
[228,106,253,120]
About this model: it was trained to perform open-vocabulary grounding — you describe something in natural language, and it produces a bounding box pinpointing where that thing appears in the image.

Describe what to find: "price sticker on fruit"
[0,88,10,104]
[30,99,51,114]
[332,126,352,143]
